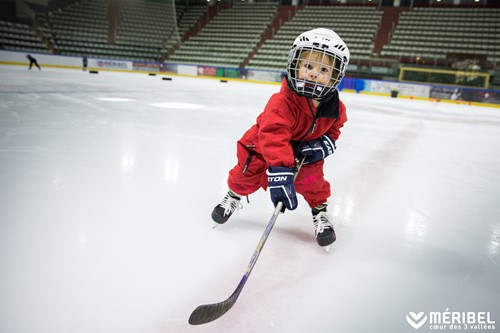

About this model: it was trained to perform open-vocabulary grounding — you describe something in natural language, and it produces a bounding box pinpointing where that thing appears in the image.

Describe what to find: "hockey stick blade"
[189,202,282,325]
[189,157,306,326]
[188,276,246,325]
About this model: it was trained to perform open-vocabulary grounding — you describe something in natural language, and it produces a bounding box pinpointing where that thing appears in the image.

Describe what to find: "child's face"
[297,51,337,86]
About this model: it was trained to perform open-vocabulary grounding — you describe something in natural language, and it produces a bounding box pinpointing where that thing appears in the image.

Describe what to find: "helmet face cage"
[286,29,349,100]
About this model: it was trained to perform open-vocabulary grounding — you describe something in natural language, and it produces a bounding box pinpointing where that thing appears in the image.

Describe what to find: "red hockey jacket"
[238,79,347,168]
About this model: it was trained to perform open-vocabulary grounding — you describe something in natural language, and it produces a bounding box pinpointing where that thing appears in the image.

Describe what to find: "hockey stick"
[188,157,306,326]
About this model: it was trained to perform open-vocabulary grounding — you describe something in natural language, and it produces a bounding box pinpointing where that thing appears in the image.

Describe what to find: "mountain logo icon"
[406,312,427,329]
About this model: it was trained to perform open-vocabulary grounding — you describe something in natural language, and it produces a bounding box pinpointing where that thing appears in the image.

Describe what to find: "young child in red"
[212,28,349,248]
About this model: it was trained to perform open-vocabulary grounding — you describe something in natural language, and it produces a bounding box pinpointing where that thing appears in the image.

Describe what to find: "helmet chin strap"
[296,79,329,100]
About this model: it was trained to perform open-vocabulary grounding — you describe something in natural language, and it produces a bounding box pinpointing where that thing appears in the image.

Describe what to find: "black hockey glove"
[267,166,297,212]
[297,134,336,164]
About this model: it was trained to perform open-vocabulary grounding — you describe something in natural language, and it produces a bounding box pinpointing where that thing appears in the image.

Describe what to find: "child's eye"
[321,67,330,73]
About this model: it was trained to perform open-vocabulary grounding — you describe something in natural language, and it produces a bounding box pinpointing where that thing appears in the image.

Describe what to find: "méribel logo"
[406,312,428,329]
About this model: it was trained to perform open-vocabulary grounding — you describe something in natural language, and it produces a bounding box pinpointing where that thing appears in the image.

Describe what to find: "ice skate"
[312,204,336,248]
[211,190,243,224]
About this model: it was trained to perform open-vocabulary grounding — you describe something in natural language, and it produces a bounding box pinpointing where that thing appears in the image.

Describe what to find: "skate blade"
[212,223,220,229]
[323,245,331,253]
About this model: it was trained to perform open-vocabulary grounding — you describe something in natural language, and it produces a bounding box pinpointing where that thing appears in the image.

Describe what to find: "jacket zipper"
[297,98,319,142]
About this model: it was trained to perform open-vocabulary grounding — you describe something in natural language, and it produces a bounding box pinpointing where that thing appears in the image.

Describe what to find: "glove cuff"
[267,166,294,174]
[267,167,294,185]
[322,134,336,153]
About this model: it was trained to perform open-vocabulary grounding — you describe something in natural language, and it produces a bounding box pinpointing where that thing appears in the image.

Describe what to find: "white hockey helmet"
[286,28,350,100]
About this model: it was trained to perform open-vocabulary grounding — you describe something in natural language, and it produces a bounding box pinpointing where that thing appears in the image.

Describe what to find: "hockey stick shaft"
[188,157,306,325]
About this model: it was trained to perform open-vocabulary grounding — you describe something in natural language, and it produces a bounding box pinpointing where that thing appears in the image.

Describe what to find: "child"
[212,28,349,248]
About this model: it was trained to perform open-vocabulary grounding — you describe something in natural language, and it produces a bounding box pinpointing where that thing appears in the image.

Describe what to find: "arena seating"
[168,3,278,67]
[176,4,207,37]
[114,0,179,61]
[381,7,500,64]
[33,0,182,61]
[247,5,382,71]
[0,20,49,53]
[45,0,110,58]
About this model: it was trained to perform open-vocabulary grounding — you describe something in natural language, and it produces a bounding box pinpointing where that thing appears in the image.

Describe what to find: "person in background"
[82,56,88,71]
[27,54,41,70]
[211,28,350,249]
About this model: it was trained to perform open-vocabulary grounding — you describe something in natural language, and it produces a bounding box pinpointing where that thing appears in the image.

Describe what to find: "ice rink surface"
[0,65,499,333]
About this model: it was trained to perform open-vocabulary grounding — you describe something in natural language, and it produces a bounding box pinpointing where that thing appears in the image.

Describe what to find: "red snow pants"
[227,142,331,208]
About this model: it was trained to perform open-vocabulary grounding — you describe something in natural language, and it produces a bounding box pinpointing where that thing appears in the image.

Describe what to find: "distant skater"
[27,54,41,70]
[82,56,88,71]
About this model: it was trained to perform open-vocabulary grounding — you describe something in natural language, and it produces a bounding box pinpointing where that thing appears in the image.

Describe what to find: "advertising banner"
[197,66,217,76]
[429,87,462,100]
[247,69,284,83]
[160,63,177,73]
[459,89,500,104]
[133,61,159,72]
[177,64,198,76]
[223,67,244,79]
[89,59,132,70]
[368,80,430,97]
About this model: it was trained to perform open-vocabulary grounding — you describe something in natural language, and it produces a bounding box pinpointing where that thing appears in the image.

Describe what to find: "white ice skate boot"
[211,190,243,224]
[312,204,336,248]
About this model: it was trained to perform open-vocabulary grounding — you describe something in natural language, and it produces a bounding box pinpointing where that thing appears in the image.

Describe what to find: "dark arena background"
[1,0,500,104]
